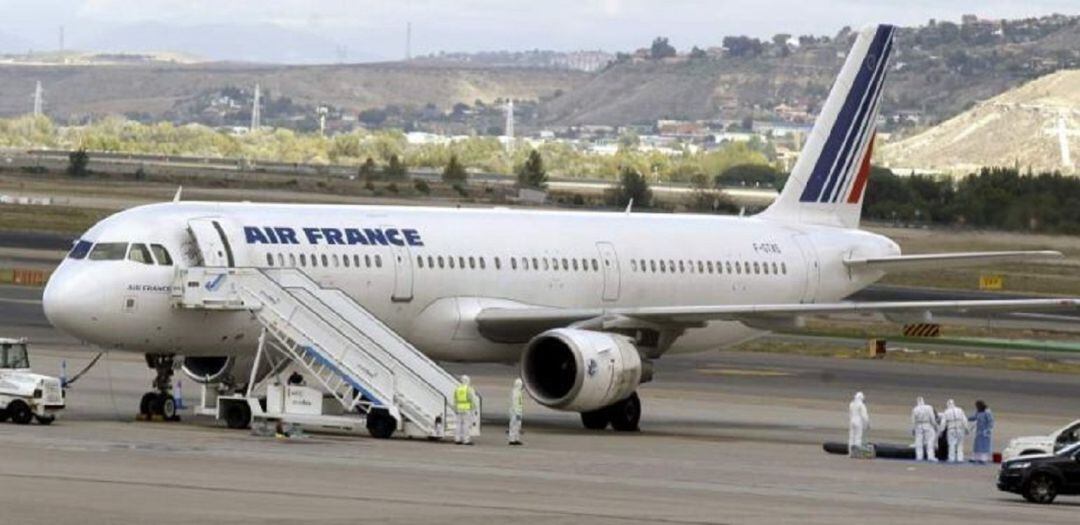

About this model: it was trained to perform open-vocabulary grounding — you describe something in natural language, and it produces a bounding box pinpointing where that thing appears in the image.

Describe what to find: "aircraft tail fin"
[760,24,895,229]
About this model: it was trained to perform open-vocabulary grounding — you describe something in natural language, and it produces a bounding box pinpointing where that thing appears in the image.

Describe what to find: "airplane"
[42,24,1078,432]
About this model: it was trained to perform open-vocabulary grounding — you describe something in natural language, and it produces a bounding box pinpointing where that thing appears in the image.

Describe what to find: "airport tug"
[0,338,64,424]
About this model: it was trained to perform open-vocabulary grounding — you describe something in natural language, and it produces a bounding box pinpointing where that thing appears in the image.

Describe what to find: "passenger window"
[300,254,307,266]
[365,255,371,268]
[763,262,769,275]
[678,261,685,273]
[591,259,599,271]
[427,256,434,268]
[353,255,360,268]
[697,261,704,273]
[532,257,539,269]
[449,257,455,269]
[438,256,445,269]
[458,256,465,269]
[68,240,93,260]
[707,261,714,274]
[321,254,329,267]
[480,257,486,270]
[660,260,666,273]
[753,262,760,274]
[511,258,518,270]
[311,254,318,268]
[468,256,476,269]
[128,243,154,265]
[561,258,568,270]
[265,253,274,267]
[494,257,500,270]
[290,254,297,267]
[543,258,550,271]
[631,260,637,272]
[343,254,350,268]
[417,256,424,268]
[772,262,779,274]
[375,255,383,268]
[88,242,129,261]
[726,262,733,274]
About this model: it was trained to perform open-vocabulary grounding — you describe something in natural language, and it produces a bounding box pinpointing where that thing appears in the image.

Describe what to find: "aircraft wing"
[476,298,1080,342]
[843,251,1062,272]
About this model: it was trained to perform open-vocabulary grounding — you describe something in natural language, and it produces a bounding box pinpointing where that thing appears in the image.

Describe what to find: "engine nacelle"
[520,328,645,412]
[181,356,242,385]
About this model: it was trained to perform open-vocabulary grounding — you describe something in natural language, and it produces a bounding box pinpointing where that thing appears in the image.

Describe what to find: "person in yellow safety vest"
[454,375,477,445]
[508,377,525,445]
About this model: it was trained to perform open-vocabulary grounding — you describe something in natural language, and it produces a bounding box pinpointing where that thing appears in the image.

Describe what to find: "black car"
[998,442,1080,504]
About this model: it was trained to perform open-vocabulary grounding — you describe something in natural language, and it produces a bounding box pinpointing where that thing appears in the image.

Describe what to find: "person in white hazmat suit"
[848,392,870,456]
[940,399,968,462]
[508,378,524,445]
[911,397,938,461]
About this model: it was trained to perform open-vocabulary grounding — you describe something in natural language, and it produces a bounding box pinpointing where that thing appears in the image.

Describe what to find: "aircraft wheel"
[139,392,157,416]
[580,409,610,430]
[608,392,641,432]
[159,395,177,420]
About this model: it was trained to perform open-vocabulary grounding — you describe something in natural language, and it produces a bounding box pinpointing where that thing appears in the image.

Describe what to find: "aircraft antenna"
[625,198,633,214]
[172,186,183,202]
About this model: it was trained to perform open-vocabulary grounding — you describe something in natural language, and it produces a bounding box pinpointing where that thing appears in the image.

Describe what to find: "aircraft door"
[596,242,621,302]
[792,235,819,303]
[384,225,414,302]
[187,218,235,267]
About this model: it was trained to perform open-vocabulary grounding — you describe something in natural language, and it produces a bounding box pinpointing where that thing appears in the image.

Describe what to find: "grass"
[733,338,1080,375]
[0,204,110,235]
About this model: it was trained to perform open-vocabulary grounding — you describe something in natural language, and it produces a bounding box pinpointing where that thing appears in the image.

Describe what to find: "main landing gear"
[580,391,641,432]
[139,354,179,421]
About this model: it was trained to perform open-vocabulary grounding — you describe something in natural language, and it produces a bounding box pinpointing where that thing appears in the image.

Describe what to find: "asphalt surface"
[2,283,1080,523]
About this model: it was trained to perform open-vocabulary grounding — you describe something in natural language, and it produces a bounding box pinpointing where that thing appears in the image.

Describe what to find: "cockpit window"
[150,244,173,266]
[88,242,129,261]
[128,243,154,265]
[68,240,93,260]
[0,342,30,369]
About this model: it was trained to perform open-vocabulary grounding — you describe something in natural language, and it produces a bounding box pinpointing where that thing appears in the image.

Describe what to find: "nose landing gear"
[139,354,179,421]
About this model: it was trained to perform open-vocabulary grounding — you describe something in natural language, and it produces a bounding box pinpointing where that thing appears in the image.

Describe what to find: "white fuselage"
[43,202,898,362]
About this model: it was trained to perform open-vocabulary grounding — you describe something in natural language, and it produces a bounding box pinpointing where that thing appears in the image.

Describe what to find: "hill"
[0,62,589,120]
[879,69,1080,175]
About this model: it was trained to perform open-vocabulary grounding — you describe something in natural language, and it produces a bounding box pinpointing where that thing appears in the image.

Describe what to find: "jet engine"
[181,356,251,385]
[520,328,649,412]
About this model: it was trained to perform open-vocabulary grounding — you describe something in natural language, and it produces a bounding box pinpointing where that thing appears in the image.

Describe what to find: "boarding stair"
[172,266,476,439]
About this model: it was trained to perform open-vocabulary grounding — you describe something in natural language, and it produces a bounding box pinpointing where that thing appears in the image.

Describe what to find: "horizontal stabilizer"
[843,251,1063,272]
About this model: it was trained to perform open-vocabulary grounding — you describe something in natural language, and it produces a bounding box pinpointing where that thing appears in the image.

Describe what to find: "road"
[1,283,1079,523]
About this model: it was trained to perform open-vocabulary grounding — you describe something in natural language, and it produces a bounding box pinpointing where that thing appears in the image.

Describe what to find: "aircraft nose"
[43,263,98,339]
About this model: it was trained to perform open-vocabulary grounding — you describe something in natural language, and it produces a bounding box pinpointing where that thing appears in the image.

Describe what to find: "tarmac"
[2,283,1080,524]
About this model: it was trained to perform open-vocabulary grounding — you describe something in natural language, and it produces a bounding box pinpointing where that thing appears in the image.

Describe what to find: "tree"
[67,149,89,177]
[616,166,651,208]
[650,37,676,59]
[442,154,468,184]
[516,150,548,189]
[383,154,407,180]
[689,46,707,59]
[358,156,377,180]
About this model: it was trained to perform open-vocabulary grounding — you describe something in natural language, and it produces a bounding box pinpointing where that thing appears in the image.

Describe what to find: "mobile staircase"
[172,267,478,440]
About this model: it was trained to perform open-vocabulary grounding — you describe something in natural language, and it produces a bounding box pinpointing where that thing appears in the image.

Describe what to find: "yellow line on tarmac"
[697,368,793,377]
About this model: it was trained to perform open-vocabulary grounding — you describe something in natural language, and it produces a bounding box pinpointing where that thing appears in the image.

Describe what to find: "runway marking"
[0,297,41,305]
[697,368,793,377]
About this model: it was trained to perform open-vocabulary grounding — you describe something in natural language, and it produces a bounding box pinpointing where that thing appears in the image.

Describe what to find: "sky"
[0,0,1078,62]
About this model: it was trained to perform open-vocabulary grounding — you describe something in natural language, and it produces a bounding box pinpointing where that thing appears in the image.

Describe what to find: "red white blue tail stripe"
[799,25,895,204]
